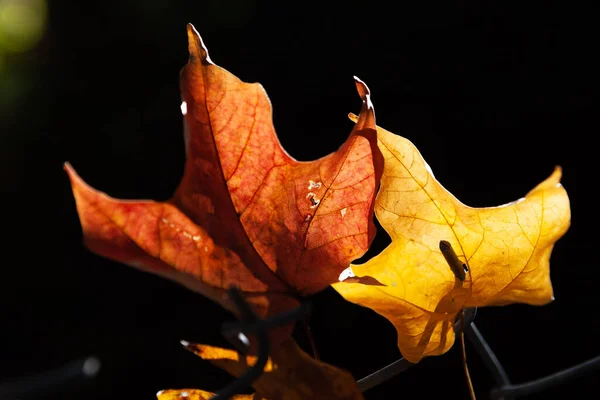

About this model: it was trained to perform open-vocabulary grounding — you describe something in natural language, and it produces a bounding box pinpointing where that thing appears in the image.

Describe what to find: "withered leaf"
[165,337,364,400]
[157,389,256,400]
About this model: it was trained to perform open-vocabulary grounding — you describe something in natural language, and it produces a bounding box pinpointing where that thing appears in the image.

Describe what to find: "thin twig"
[489,354,600,399]
[212,288,310,399]
[357,308,478,392]
[210,288,270,400]
[460,313,476,400]
[221,302,311,339]
[357,357,414,392]
[465,323,511,391]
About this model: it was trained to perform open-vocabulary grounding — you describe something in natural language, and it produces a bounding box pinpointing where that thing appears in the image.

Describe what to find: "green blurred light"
[0,0,47,53]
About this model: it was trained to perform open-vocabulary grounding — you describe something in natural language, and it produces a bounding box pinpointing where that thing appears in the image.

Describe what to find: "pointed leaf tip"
[180,340,199,353]
[352,77,375,129]
[63,163,94,195]
[63,161,79,183]
[549,165,563,187]
[527,165,566,196]
[353,76,371,102]
[186,23,212,65]
[553,165,563,181]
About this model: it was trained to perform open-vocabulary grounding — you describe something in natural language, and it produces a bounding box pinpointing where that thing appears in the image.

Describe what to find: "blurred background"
[1,1,597,399]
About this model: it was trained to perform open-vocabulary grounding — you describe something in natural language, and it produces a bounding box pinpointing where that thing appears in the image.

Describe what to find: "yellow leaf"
[333,115,570,363]
[157,389,257,399]
[179,338,364,400]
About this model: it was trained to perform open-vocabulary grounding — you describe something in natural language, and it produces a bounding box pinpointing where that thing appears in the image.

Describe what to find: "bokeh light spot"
[0,0,47,53]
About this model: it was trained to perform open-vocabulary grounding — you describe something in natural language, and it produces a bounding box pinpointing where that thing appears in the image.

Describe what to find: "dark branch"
[490,354,600,399]
[465,323,511,388]
[358,307,477,392]
[210,287,270,400]
[357,357,414,392]
[210,287,309,400]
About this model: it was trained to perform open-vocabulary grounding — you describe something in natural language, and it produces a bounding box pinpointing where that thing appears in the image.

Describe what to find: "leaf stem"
[465,323,511,389]
[460,313,476,400]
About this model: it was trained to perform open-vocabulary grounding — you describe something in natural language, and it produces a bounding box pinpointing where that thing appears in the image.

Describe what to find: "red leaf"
[65,24,382,347]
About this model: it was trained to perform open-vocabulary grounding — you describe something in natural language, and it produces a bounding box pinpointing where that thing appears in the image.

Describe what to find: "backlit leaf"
[333,115,570,363]
[157,389,256,399]
[170,337,363,400]
[65,25,382,347]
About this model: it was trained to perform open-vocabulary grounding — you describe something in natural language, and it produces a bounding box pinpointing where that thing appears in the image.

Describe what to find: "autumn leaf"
[163,337,364,400]
[333,115,571,363]
[157,389,256,400]
[64,24,382,347]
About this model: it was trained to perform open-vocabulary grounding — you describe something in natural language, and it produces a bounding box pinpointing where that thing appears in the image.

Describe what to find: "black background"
[2,1,598,399]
